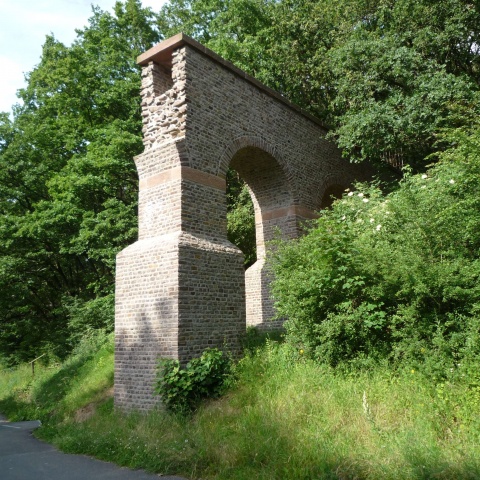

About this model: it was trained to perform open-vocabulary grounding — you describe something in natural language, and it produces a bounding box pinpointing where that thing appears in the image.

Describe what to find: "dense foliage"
[1,0,480,366]
[226,170,256,267]
[0,1,159,363]
[158,0,480,169]
[155,348,233,413]
[272,123,480,373]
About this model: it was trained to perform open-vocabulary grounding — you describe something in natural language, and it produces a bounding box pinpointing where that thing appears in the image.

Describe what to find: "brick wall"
[114,34,372,410]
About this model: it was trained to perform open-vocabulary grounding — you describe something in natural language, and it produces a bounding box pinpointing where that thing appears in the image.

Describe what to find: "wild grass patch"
[3,333,478,479]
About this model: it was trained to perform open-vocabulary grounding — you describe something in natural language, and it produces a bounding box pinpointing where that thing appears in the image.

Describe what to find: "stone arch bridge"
[115,34,371,410]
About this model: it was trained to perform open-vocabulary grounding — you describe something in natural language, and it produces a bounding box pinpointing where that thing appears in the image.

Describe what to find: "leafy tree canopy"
[2,0,480,364]
[0,0,159,363]
[158,0,480,168]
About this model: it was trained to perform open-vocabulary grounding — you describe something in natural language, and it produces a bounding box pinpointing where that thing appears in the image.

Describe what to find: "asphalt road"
[0,416,187,480]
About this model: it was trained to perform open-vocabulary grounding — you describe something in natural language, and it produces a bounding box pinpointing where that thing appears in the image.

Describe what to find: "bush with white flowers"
[271,124,480,376]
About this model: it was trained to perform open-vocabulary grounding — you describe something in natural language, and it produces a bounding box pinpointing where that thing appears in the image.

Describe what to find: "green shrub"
[66,295,115,346]
[271,123,480,374]
[241,326,285,354]
[155,348,233,414]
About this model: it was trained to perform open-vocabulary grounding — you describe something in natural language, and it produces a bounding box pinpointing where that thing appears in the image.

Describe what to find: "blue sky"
[0,0,165,115]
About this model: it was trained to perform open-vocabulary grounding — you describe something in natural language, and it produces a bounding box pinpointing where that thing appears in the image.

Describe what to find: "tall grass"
[0,331,114,423]
[1,334,479,479]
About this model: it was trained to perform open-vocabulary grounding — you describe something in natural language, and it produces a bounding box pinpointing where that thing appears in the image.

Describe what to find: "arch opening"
[225,145,296,329]
[229,146,295,258]
[320,184,346,209]
[226,169,257,269]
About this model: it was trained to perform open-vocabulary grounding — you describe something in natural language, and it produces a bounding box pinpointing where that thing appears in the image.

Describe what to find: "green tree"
[0,1,160,363]
[327,0,480,169]
[158,0,480,170]
[226,170,256,267]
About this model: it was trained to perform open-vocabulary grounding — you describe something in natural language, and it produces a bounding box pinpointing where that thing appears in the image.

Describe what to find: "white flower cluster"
[421,173,455,185]
[342,188,384,231]
[347,191,369,202]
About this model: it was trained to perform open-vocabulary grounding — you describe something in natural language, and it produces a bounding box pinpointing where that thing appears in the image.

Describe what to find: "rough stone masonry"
[114,33,371,410]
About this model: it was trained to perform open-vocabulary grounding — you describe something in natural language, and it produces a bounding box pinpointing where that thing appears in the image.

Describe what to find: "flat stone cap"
[137,32,193,68]
[137,33,327,131]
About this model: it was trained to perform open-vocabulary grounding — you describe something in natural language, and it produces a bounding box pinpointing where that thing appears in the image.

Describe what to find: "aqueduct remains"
[114,34,371,410]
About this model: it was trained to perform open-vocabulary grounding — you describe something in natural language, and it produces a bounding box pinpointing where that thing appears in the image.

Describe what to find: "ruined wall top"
[137,33,327,132]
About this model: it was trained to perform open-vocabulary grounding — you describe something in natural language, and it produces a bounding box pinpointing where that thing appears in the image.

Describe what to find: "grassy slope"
[0,332,114,424]
[1,333,479,479]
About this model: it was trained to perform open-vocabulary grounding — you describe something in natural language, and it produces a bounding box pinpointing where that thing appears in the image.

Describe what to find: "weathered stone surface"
[114,33,372,410]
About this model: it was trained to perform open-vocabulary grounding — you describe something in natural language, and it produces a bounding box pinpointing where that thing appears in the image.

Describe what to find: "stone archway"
[225,139,297,329]
[114,34,372,410]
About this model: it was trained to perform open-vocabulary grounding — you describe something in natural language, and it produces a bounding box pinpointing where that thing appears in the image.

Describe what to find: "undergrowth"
[0,330,113,423]
[1,331,479,479]
[155,348,233,414]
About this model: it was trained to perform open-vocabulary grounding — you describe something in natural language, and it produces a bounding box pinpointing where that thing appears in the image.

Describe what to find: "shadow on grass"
[240,326,284,354]
[0,336,113,423]
[399,446,480,480]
